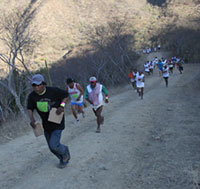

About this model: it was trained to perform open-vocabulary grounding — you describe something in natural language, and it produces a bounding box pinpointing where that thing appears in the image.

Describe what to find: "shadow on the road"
[146,0,166,7]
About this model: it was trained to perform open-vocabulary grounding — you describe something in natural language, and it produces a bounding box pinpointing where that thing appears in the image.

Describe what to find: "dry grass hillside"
[0,0,199,67]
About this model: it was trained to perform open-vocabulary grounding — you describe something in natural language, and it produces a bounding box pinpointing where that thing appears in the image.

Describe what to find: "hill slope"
[0,0,199,64]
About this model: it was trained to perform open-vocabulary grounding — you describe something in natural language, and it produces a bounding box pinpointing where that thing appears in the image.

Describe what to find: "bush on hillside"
[152,25,200,63]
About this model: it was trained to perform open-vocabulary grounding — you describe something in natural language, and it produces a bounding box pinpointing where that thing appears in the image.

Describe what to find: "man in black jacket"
[27,74,70,168]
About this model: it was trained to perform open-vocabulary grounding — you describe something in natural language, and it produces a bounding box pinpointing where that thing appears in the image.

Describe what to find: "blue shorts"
[71,102,83,106]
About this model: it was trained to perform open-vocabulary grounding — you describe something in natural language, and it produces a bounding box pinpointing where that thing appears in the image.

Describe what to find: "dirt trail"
[0,53,200,189]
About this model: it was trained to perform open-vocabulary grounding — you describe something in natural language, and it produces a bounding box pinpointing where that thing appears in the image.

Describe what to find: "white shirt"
[162,67,169,77]
[149,62,154,69]
[136,73,145,88]
[144,63,149,72]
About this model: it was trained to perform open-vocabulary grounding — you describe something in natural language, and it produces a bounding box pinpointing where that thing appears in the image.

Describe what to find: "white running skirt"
[137,82,144,88]
[92,101,104,111]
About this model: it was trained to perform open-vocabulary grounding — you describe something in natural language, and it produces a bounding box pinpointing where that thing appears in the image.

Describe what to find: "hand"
[56,107,64,115]
[105,97,109,103]
[76,97,80,101]
[30,120,36,129]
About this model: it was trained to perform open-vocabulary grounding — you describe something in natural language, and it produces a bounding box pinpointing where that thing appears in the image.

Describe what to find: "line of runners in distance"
[128,56,184,99]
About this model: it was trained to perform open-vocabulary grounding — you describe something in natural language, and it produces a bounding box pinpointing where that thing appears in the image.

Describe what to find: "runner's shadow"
[146,0,166,7]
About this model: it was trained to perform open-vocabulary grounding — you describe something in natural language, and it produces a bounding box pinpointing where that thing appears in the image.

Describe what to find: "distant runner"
[66,78,85,123]
[157,59,164,76]
[168,59,174,74]
[149,61,154,74]
[144,61,150,75]
[128,69,135,90]
[133,69,137,91]
[177,59,184,74]
[84,77,109,133]
[162,65,169,87]
[172,56,177,68]
[136,71,145,99]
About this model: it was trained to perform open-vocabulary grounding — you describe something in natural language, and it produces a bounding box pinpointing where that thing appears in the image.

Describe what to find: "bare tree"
[84,16,137,85]
[0,3,39,116]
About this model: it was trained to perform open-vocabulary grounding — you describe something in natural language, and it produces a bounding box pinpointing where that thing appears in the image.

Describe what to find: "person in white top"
[163,59,167,65]
[136,71,145,99]
[149,61,154,74]
[84,76,109,133]
[168,60,174,74]
[133,69,137,91]
[144,61,150,75]
[172,56,177,68]
[162,65,169,87]
[66,78,85,123]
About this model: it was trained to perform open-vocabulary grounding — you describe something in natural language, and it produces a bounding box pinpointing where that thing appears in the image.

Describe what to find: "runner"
[168,60,174,74]
[133,69,137,91]
[157,59,164,76]
[162,65,169,87]
[84,76,109,133]
[66,78,85,123]
[172,56,177,68]
[27,74,70,169]
[177,59,184,74]
[153,57,158,68]
[136,70,145,99]
[149,61,154,75]
[163,58,168,65]
[128,69,135,90]
[144,61,150,75]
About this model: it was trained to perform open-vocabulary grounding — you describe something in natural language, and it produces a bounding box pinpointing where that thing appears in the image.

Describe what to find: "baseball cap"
[32,74,45,85]
[89,76,97,82]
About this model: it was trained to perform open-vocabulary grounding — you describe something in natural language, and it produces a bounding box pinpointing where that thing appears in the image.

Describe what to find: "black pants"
[179,66,183,74]
[163,77,168,87]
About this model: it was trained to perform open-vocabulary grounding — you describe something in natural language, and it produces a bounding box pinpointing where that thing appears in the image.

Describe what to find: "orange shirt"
[128,72,133,79]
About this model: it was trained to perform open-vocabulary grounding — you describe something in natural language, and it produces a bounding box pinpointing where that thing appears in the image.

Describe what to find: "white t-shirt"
[149,62,154,69]
[132,72,136,81]
[136,73,145,88]
[144,63,149,72]
[162,67,169,78]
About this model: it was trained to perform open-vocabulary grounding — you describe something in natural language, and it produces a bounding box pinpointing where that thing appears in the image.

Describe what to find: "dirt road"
[0,54,200,189]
